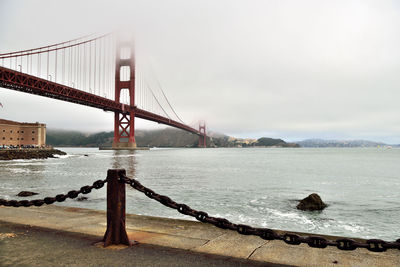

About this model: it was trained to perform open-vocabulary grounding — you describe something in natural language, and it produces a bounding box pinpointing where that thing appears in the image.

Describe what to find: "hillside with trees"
[46,128,299,148]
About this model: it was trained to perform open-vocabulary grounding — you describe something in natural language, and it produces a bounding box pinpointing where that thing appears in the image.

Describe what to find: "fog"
[1,0,400,143]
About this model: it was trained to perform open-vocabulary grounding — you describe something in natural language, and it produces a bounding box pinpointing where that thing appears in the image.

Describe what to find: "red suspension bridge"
[0,33,207,148]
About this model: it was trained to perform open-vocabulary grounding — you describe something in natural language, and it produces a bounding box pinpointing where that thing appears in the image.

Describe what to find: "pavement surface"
[0,205,399,266]
[0,221,276,267]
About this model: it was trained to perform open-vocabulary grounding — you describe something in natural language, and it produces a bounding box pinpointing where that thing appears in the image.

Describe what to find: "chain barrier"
[120,173,400,252]
[0,179,106,207]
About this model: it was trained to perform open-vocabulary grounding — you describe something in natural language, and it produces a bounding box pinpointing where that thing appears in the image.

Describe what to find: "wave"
[6,168,34,174]
[0,158,42,164]
[337,222,365,234]
[52,154,74,159]
[8,161,62,166]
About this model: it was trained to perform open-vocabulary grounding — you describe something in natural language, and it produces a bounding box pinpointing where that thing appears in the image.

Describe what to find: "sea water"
[0,147,399,240]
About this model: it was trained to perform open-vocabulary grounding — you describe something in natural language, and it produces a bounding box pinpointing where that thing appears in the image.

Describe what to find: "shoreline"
[0,148,67,160]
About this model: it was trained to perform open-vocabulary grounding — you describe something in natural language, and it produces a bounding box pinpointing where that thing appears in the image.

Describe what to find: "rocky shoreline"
[0,149,66,160]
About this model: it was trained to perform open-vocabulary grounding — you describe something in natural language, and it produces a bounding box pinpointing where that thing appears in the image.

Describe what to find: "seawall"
[0,205,398,266]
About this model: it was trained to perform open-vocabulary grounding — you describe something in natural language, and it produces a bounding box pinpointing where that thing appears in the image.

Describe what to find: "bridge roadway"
[1,205,398,266]
[0,66,201,136]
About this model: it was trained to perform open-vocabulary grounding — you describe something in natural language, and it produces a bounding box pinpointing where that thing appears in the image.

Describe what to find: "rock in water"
[296,193,327,211]
[0,149,66,160]
[17,191,38,197]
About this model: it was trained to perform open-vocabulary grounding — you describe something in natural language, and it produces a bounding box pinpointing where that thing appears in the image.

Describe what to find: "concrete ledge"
[0,205,398,266]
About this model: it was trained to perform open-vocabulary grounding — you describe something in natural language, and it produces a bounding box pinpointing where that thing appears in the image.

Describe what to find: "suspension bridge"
[0,33,207,148]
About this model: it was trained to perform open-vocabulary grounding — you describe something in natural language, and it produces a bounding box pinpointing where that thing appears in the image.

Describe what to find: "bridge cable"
[154,77,185,124]
[144,61,186,124]
[0,34,94,56]
[0,33,111,59]
[143,78,171,120]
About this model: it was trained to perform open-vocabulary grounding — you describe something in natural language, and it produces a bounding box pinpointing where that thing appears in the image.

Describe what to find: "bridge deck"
[0,66,201,136]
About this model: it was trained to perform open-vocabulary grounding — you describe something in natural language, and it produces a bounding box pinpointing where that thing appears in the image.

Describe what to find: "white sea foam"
[7,168,33,174]
[10,161,62,166]
[53,154,73,159]
[3,159,34,163]
[338,222,365,233]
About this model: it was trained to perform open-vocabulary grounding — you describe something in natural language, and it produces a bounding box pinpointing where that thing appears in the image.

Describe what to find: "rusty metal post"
[103,169,131,247]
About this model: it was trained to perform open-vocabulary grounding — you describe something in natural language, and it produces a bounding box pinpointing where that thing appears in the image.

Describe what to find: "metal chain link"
[120,174,400,252]
[0,179,106,207]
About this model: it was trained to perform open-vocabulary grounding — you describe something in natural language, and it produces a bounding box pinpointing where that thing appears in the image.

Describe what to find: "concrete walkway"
[0,205,399,266]
[0,221,277,266]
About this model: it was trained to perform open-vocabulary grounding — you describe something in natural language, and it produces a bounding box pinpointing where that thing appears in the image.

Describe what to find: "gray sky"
[1,0,400,143]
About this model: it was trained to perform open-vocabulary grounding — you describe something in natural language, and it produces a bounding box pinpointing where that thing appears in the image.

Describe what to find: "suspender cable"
[104,37,108,98]
[26,53,29,73]
[104,37,106,96]
[38,50,41,77]
[83,43,86,91]
[98,38,102,96]
[29,52,32,74]
[47,50,49,80]
[94,40,97,94]
[77,45,80,88]
[62,47,65,84]
[89,41,92,93]
[75,43,78,88]
[69,46,72,86]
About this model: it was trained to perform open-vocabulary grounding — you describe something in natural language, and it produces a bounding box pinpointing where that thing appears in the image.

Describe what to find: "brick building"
[0,119,46,147]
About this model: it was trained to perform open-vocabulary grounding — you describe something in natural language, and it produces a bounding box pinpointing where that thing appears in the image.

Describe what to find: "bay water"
[0,147,399,240]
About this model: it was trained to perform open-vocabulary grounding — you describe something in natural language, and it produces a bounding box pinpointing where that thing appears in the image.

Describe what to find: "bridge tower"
[198,122,206,148]
[112,38,136,149]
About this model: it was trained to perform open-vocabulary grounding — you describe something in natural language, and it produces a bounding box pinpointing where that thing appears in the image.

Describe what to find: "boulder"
[17,191,38,197]
[0,149,66,160]
[296,193,327,211]
[76,196,88,201]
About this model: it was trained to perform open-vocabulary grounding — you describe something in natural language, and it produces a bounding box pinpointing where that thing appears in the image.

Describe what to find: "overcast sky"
[1,0,400,143]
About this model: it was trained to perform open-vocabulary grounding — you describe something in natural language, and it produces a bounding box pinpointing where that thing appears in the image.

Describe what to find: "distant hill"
[297,139,390,148]
[46,128,201,147]
[46,129,113,147]
[46,128,299,148]
[256,137,299,148]
[135,128,199,147]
